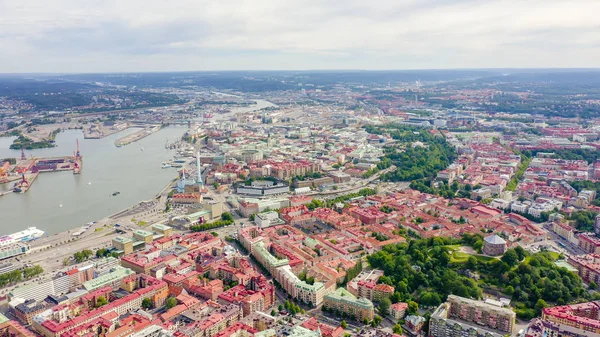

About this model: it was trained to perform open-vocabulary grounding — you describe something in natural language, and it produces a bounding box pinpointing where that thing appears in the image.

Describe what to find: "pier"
[114,125,160,147]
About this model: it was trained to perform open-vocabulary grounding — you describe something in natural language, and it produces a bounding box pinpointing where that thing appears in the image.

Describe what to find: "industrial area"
[0,140,83,195]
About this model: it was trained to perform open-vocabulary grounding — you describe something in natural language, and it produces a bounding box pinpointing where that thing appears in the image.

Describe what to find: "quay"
[114,125,160,147]
[83,122,129,139]
[0,141,83,194]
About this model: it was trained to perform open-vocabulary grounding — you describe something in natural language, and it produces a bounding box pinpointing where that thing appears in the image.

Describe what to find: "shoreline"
[114,125,160,147]
[0,126,187,237]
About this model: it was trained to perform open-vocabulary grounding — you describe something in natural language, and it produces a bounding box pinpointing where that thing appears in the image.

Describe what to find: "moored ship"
[0,227,45,247]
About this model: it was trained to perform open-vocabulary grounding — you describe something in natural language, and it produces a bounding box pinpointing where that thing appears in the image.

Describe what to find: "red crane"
[19,173,29,187]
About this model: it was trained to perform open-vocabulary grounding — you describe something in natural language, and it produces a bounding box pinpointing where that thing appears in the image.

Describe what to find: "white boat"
[162,162,172,169]
[0,227,45,247]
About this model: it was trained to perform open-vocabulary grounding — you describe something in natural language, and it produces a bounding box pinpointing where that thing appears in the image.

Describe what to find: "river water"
[0,99,276,236]
[0,127,188,235]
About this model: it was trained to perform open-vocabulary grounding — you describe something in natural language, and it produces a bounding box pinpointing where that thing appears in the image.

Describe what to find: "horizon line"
[1,67,600,76]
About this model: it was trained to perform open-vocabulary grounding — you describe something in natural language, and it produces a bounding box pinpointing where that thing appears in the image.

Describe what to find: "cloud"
[0,0,598,72]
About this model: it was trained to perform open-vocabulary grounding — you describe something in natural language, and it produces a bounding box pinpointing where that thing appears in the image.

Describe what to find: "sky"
[0,0,599,73]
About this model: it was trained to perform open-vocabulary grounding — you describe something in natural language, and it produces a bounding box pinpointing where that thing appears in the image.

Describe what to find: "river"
[0,99,276,236]
[0,127,187,236]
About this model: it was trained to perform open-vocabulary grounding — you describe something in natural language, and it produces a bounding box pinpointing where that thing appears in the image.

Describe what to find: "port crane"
[15,173,29,188]
[75,139,81,159]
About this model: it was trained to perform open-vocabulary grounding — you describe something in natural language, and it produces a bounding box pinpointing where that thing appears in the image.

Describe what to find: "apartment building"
[429,295,515,337]
[356,281,394,302]
[323,288,374,322]
[568,254,600,283]
[579,234,600,254]
[525,301,600,337]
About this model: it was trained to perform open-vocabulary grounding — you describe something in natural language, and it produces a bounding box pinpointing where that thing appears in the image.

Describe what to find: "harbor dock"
[1,141,83,194]
[114,125,160,147]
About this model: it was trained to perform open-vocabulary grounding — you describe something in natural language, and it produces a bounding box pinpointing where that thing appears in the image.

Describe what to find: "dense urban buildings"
[527,301,600,337]
[4,69,600,337]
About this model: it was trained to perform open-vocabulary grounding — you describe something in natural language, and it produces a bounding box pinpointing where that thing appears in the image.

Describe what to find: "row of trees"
[522,148,600,164]
[96,248,120,259]
[0,265,44,287]
[283,300,305,315]
[505,156,532,191]
[409,180,474,199]
[325,188,377,208]
[73,249,94,263]
[190,212,234,232]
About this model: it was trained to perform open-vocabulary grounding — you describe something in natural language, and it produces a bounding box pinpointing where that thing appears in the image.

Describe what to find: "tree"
[590,281,598,290]
[278,304,283,311]
[535,299,548,315]
[23,265,43,279]
[420,292,442,307]
[341,320,347,329]
[165,297,178,310]
[505,285,515,296]
[96,248,107,258]
[362,317,369,325]
[501,249,519,267]
[407,301,419,315]
[271,309,277,316]
[95,296,108,308]
[372,315,382,327]
[466,256,478,270]
[514,246,528,260]
[379,298,391,316]
[393,324,403,334]
[472,239,484,252]
[73,249,93,263]
[142,298,153,310]
[221,212,234,222]
[390,291,402,303]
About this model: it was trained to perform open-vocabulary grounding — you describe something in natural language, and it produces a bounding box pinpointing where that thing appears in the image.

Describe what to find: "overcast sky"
[1,0,599,73]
